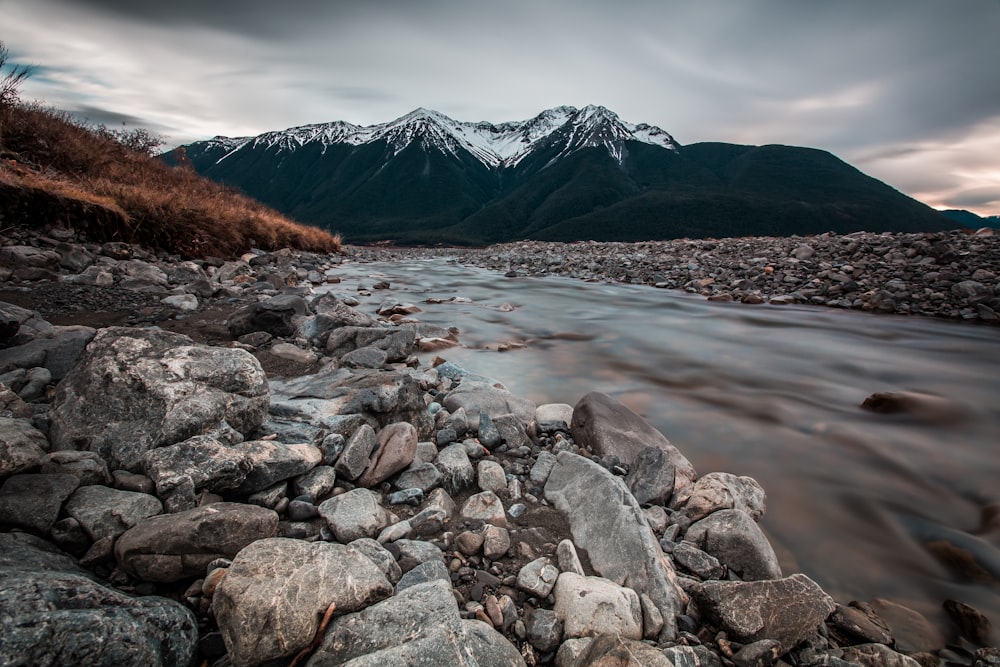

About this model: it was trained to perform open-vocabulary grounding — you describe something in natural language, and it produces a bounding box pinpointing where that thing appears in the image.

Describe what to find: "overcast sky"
[3,0,999,215]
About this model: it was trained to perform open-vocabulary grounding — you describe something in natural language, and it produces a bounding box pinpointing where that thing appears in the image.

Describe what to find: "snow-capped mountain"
[205,105,678,169]
[166,105,954,245]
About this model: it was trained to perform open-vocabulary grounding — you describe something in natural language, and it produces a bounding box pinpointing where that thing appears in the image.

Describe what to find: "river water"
[328,257,1000,641]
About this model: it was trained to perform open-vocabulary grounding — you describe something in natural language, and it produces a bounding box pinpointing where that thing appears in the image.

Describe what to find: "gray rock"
[494,413,530,450]
[142,434,252,505]
[392,539,443,573]
[0,245,61,270]
[478,411,503,449]
[341,346,388,369]
[461,490,508,527]
[553,572,643,640]
[39,450,111,486]
[435,442,476,495]
[544,451,685,641]
[0,473,79,533]
[213,537,393,667]
[49,328,269,471]
[318,488,389,543]
[662,645,724,667]
[578,634,674,666]
[234,440,323,495]
[527,607,563,653]
[115,502,278,582]
[483,525,511,560]
[529,451,559,487]
[356,421,418,488]
[161,294,199,311]
[517,557,560,598]
[348,537,402,584]
[426,487,457,517]
[535,403,574,431]
[227,294,309,338]
[0,417,48,480]
[570,392,697,494]
[326,325,416,363]
[443,379,536,425]
[692,573,835,649]
[0,325,95,380]
[841,644,922,667]
[395,462,442,493]
[556,639,595,667]
[65,485,163,541]
[626,446,676,506]
[307,579,524,666]
[478,459,508,494]
[386,488,423,506]
[732,639,782,667]
[396,558,451,592]
[336,424,378,481]
[293,465,337,502]
[673,472,767,522]
[672,540,725,580]
[685,509,782,580]
[556,538,585,575]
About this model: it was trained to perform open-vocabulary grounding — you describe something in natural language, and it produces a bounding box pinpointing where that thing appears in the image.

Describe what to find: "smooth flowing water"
[330,257,1000,639]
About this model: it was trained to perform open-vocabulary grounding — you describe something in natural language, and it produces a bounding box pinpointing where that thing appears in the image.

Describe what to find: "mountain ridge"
[164,105,957,245]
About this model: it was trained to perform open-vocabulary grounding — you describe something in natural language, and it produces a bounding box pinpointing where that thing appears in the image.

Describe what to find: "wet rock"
[692,573,835,649]
[213,537,393,667]
[868,598,946,653]
[553,572,644,640]
[65,485,163,541]
[685,509,782,580]
[38,450,111,486]
[309,579,524,666]
[545,451,684,641]
[0,533,197,667]
[674,472,767,522]
[570,392,697,494]
[860,390,969,424]
[115,502,278,582]
[318,488,389,543]
[436,442,476,495]
[828,602,893,646]
[356,421,418,487]
[841,643,922,667]
[943,599,993,645]
[49,328,268,471]
[0,473,79,533]
[0,417,49,480]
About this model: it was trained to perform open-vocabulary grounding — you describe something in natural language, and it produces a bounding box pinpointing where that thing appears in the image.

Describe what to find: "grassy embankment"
[0,55,340,258]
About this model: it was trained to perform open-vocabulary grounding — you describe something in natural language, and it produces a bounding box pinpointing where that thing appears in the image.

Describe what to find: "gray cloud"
[3,0,999,213]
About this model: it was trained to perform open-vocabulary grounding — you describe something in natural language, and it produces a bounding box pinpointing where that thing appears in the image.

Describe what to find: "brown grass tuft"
[0,102,341,258]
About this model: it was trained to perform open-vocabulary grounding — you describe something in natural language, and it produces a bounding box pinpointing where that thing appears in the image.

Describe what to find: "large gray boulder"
[326,325,416,363]
[306,579,524,666]
[553,572,643,640]
[0,533,197,667]
[0,417,49,481]
[673,472,767,522]
[49,328,269,471]
[232,440,323,495]
[227,294,309,338]
[114,502,278,582]
[142,434,253,505]
[0,325,96,380]
[318,488,389,543]
[64,485,163,541]
[684,509,782,580]
[0,473,79,533]
[692,574,835,650]
[570,392,696,495]
[544,451,685,641]
[442,379,536,425]
[213,538,393,667]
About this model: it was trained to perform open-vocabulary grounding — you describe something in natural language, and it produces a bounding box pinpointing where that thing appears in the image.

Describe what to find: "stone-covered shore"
[1,227,998,666]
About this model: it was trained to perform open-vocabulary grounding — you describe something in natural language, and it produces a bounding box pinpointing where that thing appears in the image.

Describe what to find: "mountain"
[940,209,1000,229]
[164,105,957,245]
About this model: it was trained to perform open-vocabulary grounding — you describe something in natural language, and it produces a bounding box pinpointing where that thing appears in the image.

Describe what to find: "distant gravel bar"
[349,229,1000,322]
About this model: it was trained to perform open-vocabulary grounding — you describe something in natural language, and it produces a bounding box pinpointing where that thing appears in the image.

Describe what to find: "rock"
[161,294,199,311]
[213,537,393,667]
[685,509,782,580]
[557,539,586,575]
[483,525,512,560]
[868,598,946,653]
[556,638,595,667]
[528,607,563,652]
[860,390,969,424]
[673,541,725,580]
[570,392,697,494]
[0,381,33,417]
[0,533,198,667]
[625,446,676,506]
[461,491,508,527]
[341,346,388,369]
[828,602,893,645]
[227,294,309,338]
[318,488,389,543]
[442,379,537,425]
[0,245,61,270]
[494,413,531,449]
[536,403,574,431]
[456,531,485,555]
[392,539,443,573]
[396,558,451,592]
[49,328,269,471]
[114,502,278,582]
[356,421,418,487]
[553,572,644,640]
[336,424,378,481]
[732,639,782,667]
[517,557,560,598]
[269,342,318,365]
[325,325,416,363]
[478,459,508,494]
[841,644,922,667]
[293,465,337,502]
[692,574,835,649]
[435,442,476,495]
[943,599,993,645]
[349,538,402,584]
[544,451,684,641]
[529,450,559,487]
[0,417,49,481]
[662,645,724,667]
[65,485,163,541]
[478,411,503,449]
[142,434,252,506]
[674,471,767,522]
[38,450,111,486]
[394,462,442,493]
[0,473,79,533]
[0,325,96,380]
[233,440,323,495]
[577,633,674,666]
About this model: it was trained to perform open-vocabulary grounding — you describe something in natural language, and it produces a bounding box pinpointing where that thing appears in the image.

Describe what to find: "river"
[327,256,1000,642]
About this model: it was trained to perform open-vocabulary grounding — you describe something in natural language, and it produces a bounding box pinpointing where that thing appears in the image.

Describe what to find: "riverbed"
[326,255,1000,641]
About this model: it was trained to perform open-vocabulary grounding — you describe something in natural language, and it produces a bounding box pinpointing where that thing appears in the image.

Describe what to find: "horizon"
[3,0,999,216]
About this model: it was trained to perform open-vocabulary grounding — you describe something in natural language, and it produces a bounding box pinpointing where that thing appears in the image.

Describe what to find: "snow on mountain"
[206,105,678,168]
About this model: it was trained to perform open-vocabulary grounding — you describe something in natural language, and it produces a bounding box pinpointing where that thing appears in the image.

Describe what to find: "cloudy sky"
[3,0,999,215]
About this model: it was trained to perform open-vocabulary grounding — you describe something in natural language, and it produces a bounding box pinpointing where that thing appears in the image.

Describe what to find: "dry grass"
[0,103,341,258]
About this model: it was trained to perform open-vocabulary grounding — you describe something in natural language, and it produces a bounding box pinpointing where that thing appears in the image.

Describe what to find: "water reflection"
[327,257,1000,641]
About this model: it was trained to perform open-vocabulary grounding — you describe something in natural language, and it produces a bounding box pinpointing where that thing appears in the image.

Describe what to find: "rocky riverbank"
[1,227,998,666]
[352,229,1000,322]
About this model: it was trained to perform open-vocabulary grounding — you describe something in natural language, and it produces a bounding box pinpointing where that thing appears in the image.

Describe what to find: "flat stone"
[517,557,560,598]
[38,450,111,486]
[396,558,451,592]
[233,440,323,495]
[142,434,252,504]
[443,379,536,425]
[213,537,393,667]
